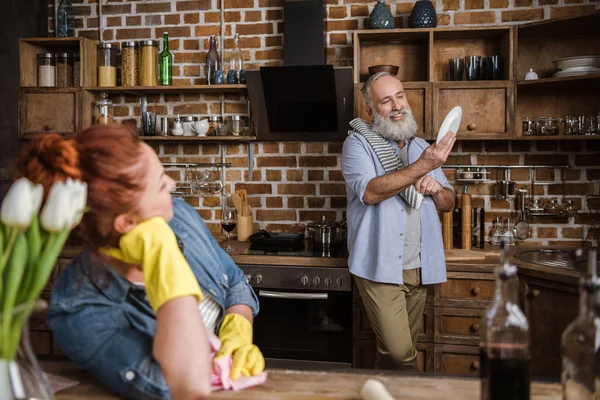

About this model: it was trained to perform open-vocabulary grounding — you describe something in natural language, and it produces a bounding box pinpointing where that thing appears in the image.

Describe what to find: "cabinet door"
[19,90,81,138]
[434,344,480,376]
[433,82,514,138]
[354,83,432,140]
[521,276,578,379]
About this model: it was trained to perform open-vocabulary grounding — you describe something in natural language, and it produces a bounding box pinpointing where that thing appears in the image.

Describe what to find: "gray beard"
[371,108,418,142]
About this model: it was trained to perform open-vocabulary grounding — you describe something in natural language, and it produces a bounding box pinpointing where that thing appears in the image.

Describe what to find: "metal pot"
[306,215,347,247]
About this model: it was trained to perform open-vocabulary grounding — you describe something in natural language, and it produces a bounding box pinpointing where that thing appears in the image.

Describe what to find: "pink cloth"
[208,332,268,392]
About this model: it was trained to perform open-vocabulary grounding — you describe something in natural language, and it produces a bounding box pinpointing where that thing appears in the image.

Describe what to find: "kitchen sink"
[513,249,597,271]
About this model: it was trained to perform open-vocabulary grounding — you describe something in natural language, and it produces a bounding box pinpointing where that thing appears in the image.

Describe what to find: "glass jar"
[522,117,535,136]
[543,199,561,214]
[95,92,114,125]
[535,117,560,136]
[73,53,80,86]
[561,200,579,215]
[121,41,139,87]
[55,52,73,87]
[139,40,159,86]
[37,53,55,87]
[97,43,117,87]
[228,115,246,136]
[564,116,579,135]
[207,115,223,136]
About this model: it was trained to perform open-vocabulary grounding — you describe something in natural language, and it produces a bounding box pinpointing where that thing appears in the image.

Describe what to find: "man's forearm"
[433,187,455,212]
[363,160,431,205]
[226,304,254,324]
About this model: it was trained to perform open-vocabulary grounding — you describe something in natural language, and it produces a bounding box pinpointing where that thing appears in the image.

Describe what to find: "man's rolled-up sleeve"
[342,135,378,205]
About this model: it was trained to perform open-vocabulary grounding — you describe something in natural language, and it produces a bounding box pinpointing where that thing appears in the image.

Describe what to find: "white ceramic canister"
[180,115,199,136]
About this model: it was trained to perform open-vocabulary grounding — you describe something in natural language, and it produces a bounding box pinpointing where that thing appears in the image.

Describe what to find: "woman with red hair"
[14,124,261,399]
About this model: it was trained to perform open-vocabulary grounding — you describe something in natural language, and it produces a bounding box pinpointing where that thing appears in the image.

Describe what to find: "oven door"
[253,289,352,370]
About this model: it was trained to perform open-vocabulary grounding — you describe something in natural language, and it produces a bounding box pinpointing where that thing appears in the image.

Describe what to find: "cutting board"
[445,248,500,261]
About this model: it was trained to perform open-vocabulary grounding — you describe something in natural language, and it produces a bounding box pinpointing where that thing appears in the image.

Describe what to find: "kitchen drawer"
[433,81,514,138]
[435,271,494,308]
[434,344,481,376]
[18,89,81,138]
[353,338,434,372]
[434,307,484,346]
[353,302,433,343]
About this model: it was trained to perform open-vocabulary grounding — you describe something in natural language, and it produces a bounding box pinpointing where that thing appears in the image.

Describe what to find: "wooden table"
[47,362,561,400]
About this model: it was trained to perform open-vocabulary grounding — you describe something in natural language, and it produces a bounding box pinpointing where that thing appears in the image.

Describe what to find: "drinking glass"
[221,204,237,253]
[448,58,464,81]
[465,56,481,81]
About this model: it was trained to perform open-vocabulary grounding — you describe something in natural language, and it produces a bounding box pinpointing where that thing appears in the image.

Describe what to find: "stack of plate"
[553,55,600,78]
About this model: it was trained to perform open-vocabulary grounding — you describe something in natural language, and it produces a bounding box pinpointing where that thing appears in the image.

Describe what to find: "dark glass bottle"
[561,249,599,399]
[481,241,531,400]
[206,35,219,85]
[57,0,75,38]
[159,32,173,86]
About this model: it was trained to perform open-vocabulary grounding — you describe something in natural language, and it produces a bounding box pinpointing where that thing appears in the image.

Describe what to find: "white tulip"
[0,178,41,230]
[40,179,87,232]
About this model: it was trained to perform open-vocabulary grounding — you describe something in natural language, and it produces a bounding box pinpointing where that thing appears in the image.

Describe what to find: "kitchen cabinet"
[19,89,81,137]
[434,344,481,376]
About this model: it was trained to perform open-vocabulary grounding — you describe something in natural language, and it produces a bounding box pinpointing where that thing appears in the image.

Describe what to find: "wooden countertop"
[45,361,560,400]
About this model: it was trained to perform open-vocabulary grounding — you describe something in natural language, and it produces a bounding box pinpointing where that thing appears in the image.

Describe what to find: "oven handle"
[258,290,328,300]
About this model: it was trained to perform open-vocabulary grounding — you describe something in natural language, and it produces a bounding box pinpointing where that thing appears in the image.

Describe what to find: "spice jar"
[73,53,80,86]
[228,115,246,136]
[37,53,55,87]
[535,117,560,136]
[121,41,139,87]
[543,199,561,214]
[95,92,114,125]
[207,115,223,136]
[97,43,117,87]
[561,200,579,215]
[56,53,73,87]
[139,40,159,86]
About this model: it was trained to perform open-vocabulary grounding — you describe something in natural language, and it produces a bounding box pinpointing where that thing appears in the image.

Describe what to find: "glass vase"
[0,301,54,400]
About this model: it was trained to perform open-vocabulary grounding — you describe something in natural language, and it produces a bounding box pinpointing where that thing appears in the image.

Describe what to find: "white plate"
[553,55,600,70]
[437,106,462,144]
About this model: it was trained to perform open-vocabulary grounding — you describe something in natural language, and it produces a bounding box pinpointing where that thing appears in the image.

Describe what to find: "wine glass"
[221,205,237,253]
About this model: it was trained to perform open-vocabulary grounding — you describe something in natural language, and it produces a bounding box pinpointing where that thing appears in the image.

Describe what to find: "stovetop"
[240,241,348,258]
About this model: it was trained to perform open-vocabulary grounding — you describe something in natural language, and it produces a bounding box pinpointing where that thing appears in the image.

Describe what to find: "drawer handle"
[470,323,480,332]
[467,123,476,131]
[528,288,540,298]
[471,286,481,296]
[44,124,55,131]
[470,361,480,371]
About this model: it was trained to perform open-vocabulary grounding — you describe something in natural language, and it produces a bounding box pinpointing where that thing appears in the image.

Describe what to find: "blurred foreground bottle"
[228,33,244,83]
[561,248,599,399]
[481,241,531,400]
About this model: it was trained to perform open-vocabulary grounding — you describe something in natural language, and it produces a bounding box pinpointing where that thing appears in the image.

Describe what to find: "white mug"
[191,119,209,136]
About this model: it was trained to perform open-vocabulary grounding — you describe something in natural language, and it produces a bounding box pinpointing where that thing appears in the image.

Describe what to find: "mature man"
[341,71,456,371]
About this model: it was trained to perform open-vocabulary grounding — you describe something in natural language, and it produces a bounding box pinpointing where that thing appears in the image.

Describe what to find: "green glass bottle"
[159,32,173,86]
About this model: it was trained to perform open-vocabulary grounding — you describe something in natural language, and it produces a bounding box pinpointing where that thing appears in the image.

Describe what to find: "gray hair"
[361,71,400,109]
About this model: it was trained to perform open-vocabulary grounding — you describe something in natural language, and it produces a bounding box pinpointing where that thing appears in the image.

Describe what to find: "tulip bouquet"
[0,177,86,361]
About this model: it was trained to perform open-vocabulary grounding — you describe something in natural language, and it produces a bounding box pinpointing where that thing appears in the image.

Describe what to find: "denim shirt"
[342,133,452,285]
[46,198,259,399]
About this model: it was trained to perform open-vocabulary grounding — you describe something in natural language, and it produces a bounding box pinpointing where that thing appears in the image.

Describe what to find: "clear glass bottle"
[159,32,173,86]
[56,0,75,38]
[228,33,244,83]
[481,241,531,400]
[561,249,598,399]
[206,35,219,85]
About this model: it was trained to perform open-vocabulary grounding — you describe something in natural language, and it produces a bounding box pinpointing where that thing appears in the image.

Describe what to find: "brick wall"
[46,0,600,245]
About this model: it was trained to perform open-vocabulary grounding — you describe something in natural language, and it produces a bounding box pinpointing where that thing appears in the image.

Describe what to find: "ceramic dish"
[437,106,462,144]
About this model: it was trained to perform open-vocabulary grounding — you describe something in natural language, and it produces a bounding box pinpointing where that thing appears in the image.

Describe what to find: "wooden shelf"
[141,135,256,142]
[85,84,247,94]
[20,37,85,47]
[517,74,600,89]
[515,135,600,140]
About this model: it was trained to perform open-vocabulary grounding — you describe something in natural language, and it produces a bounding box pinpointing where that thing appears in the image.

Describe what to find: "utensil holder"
[237,215,254,242]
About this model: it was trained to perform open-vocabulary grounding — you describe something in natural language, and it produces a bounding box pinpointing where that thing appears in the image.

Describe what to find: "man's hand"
[418,132,456,171]
[415,176,443,196]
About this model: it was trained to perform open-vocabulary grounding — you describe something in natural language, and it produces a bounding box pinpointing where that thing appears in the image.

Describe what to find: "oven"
[239,264,352,371]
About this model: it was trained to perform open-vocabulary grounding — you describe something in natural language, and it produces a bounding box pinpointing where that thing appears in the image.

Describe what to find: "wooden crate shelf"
[141,135,256,142]
[85,84,247,94]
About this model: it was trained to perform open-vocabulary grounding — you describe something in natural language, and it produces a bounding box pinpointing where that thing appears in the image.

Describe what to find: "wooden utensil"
[231,193,243,216]
[235,189,248,216]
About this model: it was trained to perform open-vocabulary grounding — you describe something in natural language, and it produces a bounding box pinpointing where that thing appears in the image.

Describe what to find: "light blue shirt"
[341,133,452,285]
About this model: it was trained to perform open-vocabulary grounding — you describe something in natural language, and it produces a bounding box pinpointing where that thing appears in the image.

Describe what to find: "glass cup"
[221,204,237,253]
[564,116,580,135]
[581,116,599,135]
[465,56,481,81]
[448,58,464,81]
[487,55,504,80]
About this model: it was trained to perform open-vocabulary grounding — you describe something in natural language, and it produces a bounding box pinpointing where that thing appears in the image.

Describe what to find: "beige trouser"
[355,269,427,371]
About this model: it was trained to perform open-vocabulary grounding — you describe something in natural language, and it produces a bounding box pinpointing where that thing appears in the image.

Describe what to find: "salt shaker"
[172,115,184,136]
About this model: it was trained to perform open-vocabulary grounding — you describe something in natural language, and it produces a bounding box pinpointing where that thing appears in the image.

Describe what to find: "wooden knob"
[471,286,481,296]
[467,123,476,131]
[529,288,541,298]
[470,361,480,371]
[471,323,480,332]
[44,124,55,131]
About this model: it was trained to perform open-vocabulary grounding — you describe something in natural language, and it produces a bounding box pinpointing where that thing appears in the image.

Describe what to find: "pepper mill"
[461,185,472,250]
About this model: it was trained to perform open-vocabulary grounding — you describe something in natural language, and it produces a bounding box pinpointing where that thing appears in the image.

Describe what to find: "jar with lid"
[543,199,561,214]
[522,117,535,136]
[55,53,73,87]
[228,115,246,136]
[207,115,223,136]
[561,200,579,215]
[535,117,560,136]
[73,53,80,86]
[139,40,159,86]
[121,41,139,87]
[95,92,114,125]
[37,53,55,87]
[97,43,117,87]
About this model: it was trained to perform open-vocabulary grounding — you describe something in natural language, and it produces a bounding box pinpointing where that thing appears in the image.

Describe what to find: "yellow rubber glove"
[101,217,202,312]
[216,313,265,380]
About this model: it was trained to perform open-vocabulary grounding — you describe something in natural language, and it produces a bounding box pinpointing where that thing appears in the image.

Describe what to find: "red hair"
[14,124,147,249]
